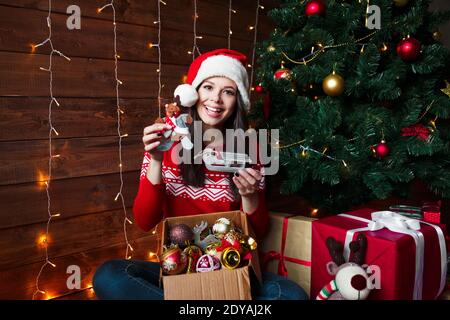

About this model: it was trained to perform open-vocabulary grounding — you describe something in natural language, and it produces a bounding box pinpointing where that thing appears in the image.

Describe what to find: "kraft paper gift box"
[260,212,316,297]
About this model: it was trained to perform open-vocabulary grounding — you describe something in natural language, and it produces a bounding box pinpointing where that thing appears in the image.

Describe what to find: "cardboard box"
[159,210,262,300]
[260,212,316,297]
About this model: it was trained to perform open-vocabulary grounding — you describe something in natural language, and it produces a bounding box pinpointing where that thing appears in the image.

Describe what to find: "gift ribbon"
[262,215,311,277]
[338,211,447,300]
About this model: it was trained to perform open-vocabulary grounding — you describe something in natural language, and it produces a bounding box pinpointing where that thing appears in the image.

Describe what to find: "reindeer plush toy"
[316,234,372,300]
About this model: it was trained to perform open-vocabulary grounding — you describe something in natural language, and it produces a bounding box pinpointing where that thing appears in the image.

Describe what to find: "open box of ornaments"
[158,210,262,300]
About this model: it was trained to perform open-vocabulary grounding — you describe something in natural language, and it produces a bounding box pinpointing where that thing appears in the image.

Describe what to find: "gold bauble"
[432,31,441,41]
[267,44,276,52]
[393,0,409,7]
[322,72,345,96]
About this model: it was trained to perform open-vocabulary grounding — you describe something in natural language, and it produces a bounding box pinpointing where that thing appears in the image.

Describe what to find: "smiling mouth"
[204,105,224,117]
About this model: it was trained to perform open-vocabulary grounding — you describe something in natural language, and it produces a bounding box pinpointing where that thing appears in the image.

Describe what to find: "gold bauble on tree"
[393,0,410,7]
[432,31,441,41]
[322,71,345,96]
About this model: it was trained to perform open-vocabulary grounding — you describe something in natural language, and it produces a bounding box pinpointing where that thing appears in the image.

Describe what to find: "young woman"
[92,49,308,300]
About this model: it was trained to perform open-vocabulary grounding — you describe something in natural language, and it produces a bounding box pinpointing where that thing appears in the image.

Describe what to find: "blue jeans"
[93,259,309,300]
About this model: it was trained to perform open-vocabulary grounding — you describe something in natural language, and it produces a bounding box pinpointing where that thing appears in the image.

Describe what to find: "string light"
[154,1,163,119]
[228,0,233,49]
[248,0,261,95]
[191,0,201,60]
[365,0,370,28]
[275,138,349,169]
[98,0,132,261]
[32,0,70,300]
[281,29,381,66]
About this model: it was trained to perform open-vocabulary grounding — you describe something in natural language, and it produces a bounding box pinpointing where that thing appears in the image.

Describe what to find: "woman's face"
[196,77,237,129]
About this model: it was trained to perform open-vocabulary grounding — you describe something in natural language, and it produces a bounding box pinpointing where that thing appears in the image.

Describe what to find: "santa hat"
[173,49,250,110]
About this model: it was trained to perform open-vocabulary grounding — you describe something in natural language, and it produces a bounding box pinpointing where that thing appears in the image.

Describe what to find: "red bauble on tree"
[255,84,264,93]
[373,140,390,158]
[396,37,421,62]
[274,67,292,80]
[305,0,326,17]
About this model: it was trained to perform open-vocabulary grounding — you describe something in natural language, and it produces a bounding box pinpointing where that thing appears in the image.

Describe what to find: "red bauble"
[305,0,326,16]
[396,37,421,62]
[273,67,292,80]
[374,141,390,158]
[255,85,264,93]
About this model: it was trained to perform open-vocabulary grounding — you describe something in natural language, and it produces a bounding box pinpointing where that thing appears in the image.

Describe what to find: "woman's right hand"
[142,123,172,162]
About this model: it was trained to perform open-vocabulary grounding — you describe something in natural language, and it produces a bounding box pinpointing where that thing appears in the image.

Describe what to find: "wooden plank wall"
[0,0,277,300]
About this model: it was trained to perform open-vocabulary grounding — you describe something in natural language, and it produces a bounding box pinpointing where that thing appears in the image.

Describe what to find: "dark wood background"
[0,0,449,300]
[0,0,277,300]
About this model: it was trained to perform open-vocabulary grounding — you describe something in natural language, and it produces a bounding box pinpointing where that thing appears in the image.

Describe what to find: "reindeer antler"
[349,234,367,265]
[326,237,345,266]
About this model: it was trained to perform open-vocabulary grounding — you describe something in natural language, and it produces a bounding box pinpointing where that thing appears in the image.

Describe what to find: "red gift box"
[311,208,448,300]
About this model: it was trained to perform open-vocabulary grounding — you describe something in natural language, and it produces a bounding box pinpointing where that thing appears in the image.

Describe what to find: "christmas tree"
[250,0,450,213]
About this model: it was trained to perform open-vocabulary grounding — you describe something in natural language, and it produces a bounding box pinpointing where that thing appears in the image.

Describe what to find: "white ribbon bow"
[368,211,421,233]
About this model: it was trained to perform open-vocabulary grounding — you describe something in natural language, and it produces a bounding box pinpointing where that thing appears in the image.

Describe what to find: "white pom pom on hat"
[173,48,251,110]
[174,84,199,107]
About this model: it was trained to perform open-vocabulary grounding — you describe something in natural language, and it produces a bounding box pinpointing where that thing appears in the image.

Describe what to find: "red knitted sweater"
[132,142,269,239]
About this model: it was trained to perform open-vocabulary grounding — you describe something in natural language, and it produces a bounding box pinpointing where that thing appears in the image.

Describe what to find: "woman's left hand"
[232,168,262,197]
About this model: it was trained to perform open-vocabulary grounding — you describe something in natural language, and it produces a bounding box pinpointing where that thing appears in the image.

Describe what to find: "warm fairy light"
[30,44,37,53]
[182,74,188,83]
[360,45,365,54]
[149,251,156,258]
[190,0,201,59]
[259,5,264,9]
[430,116,438,129]
[156,69,160,73]
[153,21,159,24]
[152,229,157,235]
[99,0,133,262]
[248,0,261,94]
[249,26,254,30]
[342,160,348,167]
[126,218,133,224]
[301,149,308,157]
[311,208,319,215]
[247,64,252,68]
[96,7,102,14]
[196,36,203,39]
[32,0,70,300]
[148,42,154,48]
[51,127,59,136]
[250,87,255,91]
[381,43,388,52]
[322,147,328,154]
[159,0,167,5]
[37,235,48,248]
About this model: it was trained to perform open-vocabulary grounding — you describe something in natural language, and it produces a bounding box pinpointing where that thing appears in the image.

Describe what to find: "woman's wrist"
[241,192,259,215]
[147,158,163,185]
